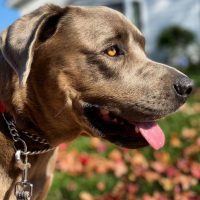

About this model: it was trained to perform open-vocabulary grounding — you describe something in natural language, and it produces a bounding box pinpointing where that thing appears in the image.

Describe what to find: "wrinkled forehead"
[63,6,144,47]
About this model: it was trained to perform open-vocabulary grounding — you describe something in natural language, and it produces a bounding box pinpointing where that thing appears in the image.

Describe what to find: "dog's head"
[0,5,193,149]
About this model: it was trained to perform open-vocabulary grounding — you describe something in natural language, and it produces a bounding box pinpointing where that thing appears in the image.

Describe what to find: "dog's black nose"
[174,76,193,97]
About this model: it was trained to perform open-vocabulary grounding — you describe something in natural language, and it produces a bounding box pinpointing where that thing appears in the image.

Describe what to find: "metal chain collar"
[2,113,55,155]
[1,113,56,200]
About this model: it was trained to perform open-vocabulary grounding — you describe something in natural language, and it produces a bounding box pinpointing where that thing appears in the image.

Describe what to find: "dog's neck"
[0,100,58,199]
[0,101,55,156]
[0,46,82,147]
[0,52,52,147]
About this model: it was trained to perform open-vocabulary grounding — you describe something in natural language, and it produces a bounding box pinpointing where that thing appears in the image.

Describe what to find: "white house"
[7,0,200,63]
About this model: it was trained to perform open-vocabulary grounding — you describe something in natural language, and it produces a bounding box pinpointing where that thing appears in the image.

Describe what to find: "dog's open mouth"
[83,104,165,150]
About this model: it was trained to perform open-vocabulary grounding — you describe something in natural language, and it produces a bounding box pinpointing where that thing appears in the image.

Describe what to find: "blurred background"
[1,0,200,199]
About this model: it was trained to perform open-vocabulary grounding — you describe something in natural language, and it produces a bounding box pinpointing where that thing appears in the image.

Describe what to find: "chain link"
[2,113,55,155]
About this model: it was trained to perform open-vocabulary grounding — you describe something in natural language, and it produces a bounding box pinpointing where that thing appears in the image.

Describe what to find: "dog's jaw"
[81,102,166,150]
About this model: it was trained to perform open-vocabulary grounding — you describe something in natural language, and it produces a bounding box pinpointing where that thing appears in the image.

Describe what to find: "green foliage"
[181,66,200,87]
[158,25,196,49]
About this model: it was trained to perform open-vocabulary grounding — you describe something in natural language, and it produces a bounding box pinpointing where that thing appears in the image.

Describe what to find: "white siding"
[144,0,200,53]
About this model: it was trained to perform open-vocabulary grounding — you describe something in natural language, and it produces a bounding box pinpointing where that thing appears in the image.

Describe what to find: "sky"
[0,0,19,32]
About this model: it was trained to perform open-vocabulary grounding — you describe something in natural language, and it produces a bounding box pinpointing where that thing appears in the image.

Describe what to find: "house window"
[106,2,124,14]
[132,1,142,29]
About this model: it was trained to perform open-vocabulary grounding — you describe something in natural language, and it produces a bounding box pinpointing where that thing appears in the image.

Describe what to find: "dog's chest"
[0,166,17,200]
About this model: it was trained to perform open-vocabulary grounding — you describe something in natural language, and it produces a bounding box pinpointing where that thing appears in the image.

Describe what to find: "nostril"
[173,84,181,95]
[185,85,193,95]
[174,77,193,97]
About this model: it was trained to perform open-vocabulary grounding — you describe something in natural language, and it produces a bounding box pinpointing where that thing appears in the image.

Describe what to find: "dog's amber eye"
[105,45,123,57]
[106,47,117,57]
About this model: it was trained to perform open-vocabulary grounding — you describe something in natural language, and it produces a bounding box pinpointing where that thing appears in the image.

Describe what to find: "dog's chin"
[83,103,150,149]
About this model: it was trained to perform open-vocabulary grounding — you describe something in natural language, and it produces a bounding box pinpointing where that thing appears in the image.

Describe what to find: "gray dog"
[0,4,193,199]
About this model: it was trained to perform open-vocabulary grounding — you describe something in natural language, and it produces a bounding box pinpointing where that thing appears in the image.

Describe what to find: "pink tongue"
[136,122,165,150]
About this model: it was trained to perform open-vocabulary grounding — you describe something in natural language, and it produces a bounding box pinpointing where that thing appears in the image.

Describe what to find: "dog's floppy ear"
[0,5,64,85]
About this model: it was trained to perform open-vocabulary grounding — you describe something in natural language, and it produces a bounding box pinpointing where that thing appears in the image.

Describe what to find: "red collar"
[0,101,6,113]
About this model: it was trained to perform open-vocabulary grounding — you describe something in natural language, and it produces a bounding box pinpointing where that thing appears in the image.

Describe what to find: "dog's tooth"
[135,126,140,133]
